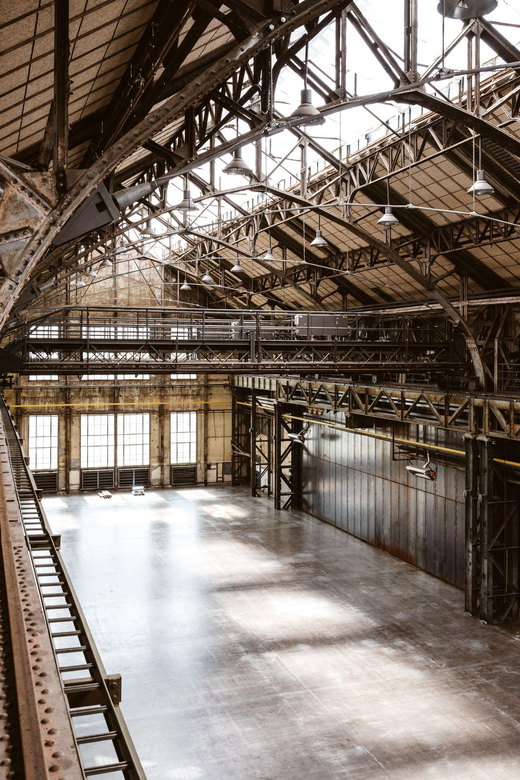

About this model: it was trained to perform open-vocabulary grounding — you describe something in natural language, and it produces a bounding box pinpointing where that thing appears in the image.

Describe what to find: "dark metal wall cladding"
[302,420,465,588]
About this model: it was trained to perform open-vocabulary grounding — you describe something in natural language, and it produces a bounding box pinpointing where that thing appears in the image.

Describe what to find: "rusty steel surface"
[235,375,520,440]
[0,529,24,779]
[0,419,84,779]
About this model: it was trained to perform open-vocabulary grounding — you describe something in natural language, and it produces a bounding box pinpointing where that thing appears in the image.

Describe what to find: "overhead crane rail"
[235,375,520,441]
[0,398,147,779]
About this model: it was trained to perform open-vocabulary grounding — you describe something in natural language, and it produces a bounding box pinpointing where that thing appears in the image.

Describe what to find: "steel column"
[274,402,283,510]
[478,436,493,622]
[274,403,303,511]
[464,434,479,616]
[231,389,250,485]
[54,0,69,193]
[250,389,257,496]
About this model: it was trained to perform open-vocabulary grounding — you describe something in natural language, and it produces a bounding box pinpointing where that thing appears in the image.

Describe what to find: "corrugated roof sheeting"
[0,0,159,157]
[3,1,520,313]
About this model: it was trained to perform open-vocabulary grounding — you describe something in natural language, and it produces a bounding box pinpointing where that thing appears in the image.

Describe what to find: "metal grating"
[81,469,115,491]
[170,465,197,486]
[33,470,58,493]
[118,467,150,488]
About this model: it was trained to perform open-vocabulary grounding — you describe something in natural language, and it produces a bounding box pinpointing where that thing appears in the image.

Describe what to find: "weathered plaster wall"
[5,374,232,492]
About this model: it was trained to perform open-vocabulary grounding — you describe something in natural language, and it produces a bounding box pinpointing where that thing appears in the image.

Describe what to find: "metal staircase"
[0,398,146,779]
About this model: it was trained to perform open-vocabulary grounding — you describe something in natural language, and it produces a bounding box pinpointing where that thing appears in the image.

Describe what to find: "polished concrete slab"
[44,486,520,779]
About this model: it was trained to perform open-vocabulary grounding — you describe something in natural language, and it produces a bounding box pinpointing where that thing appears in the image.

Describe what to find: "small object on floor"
[132,485,145,496]
[98,490,112,499]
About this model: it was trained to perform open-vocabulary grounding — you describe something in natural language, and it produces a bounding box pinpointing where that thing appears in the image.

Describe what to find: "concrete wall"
[302,417,466,589]
[5,375,232,492]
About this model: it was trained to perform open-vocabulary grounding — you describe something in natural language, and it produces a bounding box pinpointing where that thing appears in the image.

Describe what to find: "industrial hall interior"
[6,0,520,777]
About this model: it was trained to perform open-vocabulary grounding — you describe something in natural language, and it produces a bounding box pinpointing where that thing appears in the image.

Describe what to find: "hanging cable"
[441,0,446,72]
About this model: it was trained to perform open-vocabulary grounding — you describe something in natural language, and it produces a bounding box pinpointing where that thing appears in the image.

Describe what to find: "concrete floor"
[43,486,520,780]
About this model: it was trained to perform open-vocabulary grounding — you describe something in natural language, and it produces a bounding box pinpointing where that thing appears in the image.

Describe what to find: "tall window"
[117,413,150,466]
[81,414,114,468]
[171,412,197,464]
[28,416,58,470]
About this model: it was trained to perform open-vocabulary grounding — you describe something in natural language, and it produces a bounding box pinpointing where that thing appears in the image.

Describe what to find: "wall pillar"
[68,410,81,492]
[149,408,161,487]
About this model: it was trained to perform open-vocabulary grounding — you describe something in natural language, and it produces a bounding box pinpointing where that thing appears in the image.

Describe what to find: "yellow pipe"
[236,400,464,456]
[493,458,520,469]
[289,412,520,470]
[237,401,520,469]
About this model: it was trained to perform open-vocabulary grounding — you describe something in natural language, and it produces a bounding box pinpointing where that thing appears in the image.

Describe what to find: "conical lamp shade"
[290,89,325,125]
[231,259,243,273]
[223,151,252,177]
[140,220,156,236]
[201,271,214,284]
[310,229,328,248]
[291,89,320,118]
[437,0,497,19]
[175,189,199,212]
[467,169,495,197]
[180,281,191,291]
[377,206,399,227]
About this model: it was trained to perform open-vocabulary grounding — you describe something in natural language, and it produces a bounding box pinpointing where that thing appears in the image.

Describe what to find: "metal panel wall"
[302,418,465,588]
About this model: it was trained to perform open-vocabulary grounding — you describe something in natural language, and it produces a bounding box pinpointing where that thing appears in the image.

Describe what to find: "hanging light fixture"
[377,206,399,227]
[101,255,113,268]
[175,189,198,211]
[291,89,324,122]
[310,215,328,248]
[289,42,324,125]
[86,267,97,278]
[174,179,198,212]
[468,170,495,197]
[201,269,214,284]
[114,238,128,254]
[231,256,243,273]
[223,150,253,177]
[140,219,157,237]
[437,0,497,19]
[264,246,277,261]
[468,137,495,198]
[76,276,87,288]
[180,280,191,291]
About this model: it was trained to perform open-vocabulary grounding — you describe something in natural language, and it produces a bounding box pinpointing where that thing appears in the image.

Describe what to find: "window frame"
[117,413,150,467]
[28,415,59,471]
[170,411,197,465]
[80,414,115,469]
